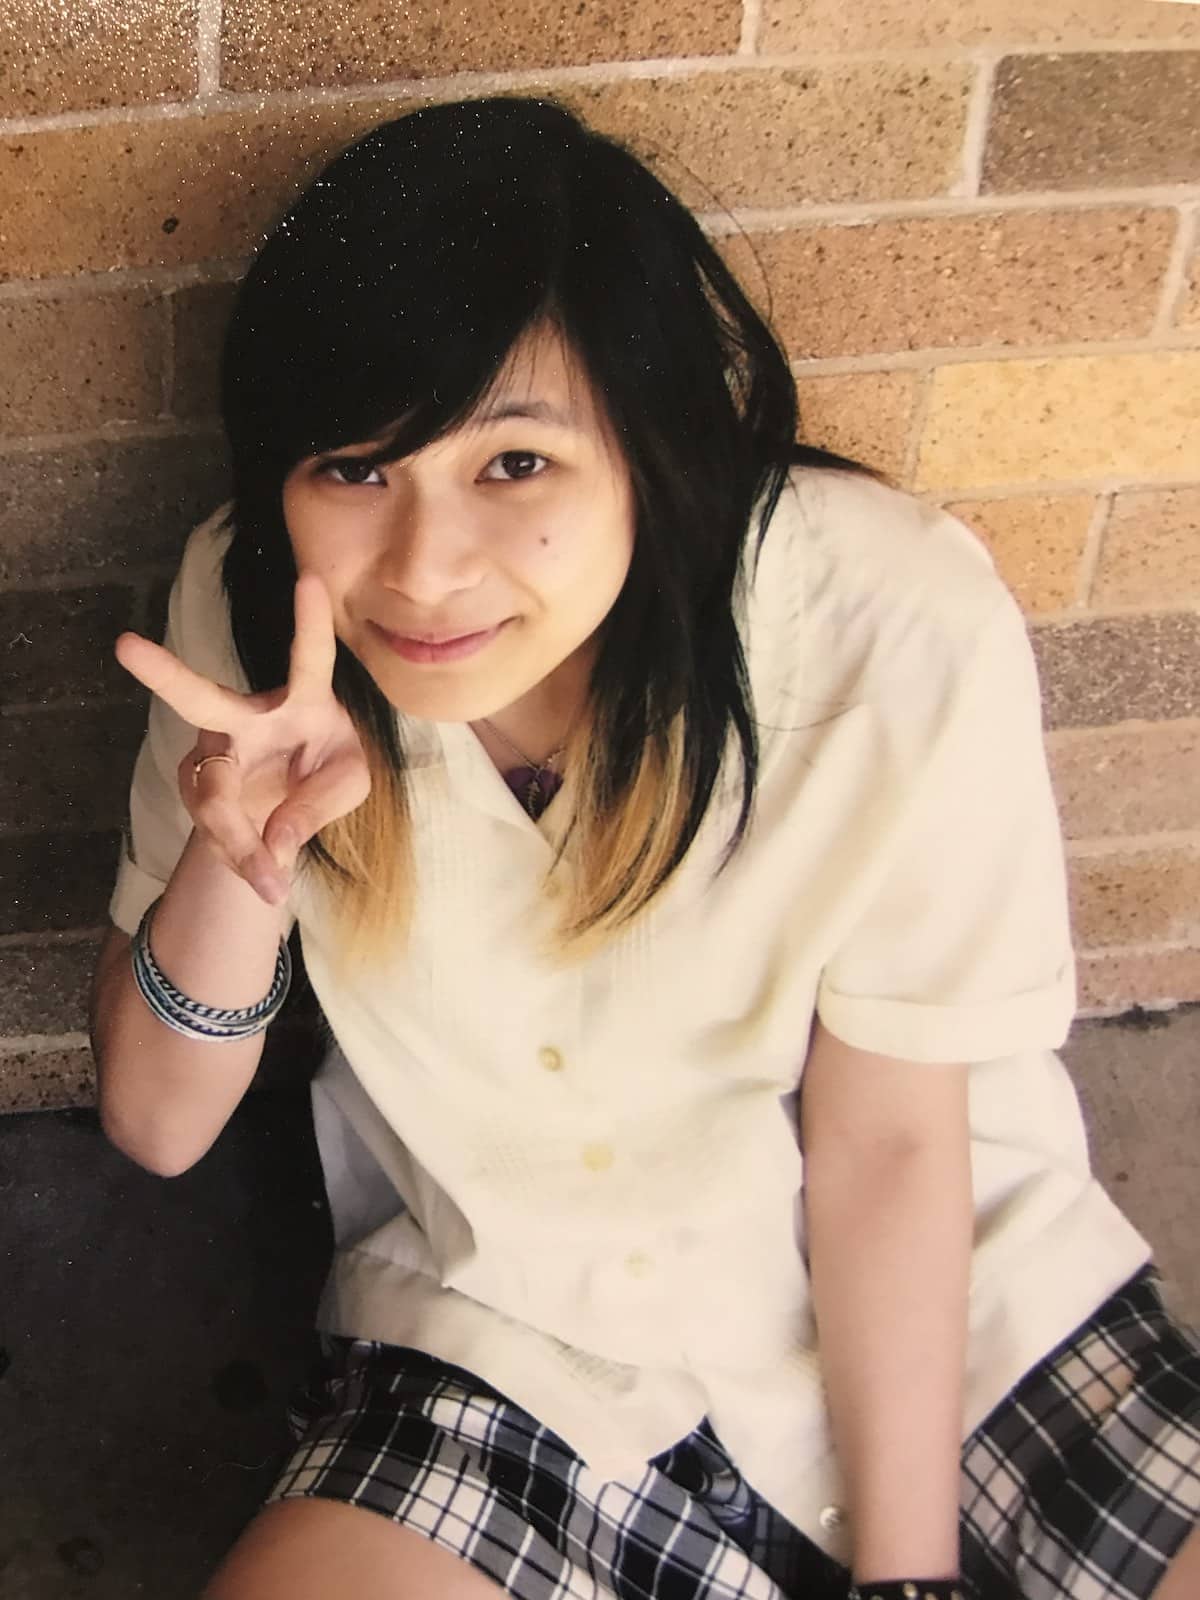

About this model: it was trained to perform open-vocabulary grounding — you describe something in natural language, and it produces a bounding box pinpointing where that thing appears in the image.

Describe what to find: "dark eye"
[481,450,548,482]
[320,457,385,487]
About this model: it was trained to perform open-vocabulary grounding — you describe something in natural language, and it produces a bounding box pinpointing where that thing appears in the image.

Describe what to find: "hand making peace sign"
[115,574,372,906]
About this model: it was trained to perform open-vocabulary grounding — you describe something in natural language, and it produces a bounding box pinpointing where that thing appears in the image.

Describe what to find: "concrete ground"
[1,1009,1197,1600]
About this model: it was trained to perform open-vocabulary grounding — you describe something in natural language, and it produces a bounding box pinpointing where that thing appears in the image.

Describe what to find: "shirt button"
[538,1046,564,1073]
[818,1504,847,1531]
[625,1251,654,1278]
[581,1142,614,1172]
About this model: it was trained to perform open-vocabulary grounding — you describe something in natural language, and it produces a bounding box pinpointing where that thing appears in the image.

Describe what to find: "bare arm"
[91,574,369,1178]
[90,833,290,1177]
[800,1018,971,1584]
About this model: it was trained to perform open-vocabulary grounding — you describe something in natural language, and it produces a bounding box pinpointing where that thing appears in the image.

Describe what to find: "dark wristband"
[848,1583,966,1600]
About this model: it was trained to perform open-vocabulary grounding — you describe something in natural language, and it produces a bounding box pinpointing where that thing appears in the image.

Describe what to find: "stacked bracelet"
[848,1583,966,1600]
[131,900,292,1042]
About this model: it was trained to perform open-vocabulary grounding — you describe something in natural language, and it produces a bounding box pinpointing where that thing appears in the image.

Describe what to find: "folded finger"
[185,753,291,905]
[117,632,247,734]
[261,748,372,871]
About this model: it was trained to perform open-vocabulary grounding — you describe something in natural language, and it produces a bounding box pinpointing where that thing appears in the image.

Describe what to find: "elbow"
[95,1078,205,1179]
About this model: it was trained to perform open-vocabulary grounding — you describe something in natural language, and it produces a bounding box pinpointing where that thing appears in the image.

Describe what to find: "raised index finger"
[287,573,338,700]
[114,633,248,733]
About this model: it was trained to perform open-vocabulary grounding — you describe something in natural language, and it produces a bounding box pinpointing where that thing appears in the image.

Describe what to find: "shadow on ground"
[0,1092,330,1599]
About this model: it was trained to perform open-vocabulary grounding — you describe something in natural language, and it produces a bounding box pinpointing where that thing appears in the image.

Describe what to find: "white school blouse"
[110,466,1149,1561]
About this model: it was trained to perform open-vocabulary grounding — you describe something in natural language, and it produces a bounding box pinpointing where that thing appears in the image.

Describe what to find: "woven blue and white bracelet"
[131,901,292,1042]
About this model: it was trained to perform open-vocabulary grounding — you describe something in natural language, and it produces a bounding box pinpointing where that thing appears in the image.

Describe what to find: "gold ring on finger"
[192,752,238,785]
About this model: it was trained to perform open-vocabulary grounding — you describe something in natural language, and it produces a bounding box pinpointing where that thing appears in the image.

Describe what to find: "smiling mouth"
[370,619,511,664]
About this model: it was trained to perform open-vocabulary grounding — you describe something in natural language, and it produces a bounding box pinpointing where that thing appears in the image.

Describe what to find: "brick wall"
[1,1,1198,1110]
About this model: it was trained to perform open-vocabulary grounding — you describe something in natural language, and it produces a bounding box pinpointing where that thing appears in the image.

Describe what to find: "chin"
[365,660,527,725]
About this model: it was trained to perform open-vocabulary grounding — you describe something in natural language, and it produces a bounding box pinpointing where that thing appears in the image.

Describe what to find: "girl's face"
[282,326,636,725]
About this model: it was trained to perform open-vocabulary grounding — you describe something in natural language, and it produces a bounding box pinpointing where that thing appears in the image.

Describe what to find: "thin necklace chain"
[481,717,568,774]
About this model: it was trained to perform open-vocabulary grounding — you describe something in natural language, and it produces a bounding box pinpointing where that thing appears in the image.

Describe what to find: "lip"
[370,619,509,664]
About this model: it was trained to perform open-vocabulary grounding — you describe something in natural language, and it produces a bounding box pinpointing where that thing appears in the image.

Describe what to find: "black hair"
[220,94,877,934]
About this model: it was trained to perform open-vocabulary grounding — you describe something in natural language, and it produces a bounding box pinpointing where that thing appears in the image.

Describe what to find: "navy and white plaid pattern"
[961,1268,1200,1600]
[268,1270,1199,1599]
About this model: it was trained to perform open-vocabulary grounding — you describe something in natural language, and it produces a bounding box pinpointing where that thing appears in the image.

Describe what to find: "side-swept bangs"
[220,95,879,959]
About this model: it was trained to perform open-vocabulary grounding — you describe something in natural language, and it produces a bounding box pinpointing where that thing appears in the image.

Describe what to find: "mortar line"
[899,367,935,487]
[1077,937,1200,959]
[952,53,996,200]
[4,38,1200,136]
[1153,203,1199,338]
[739,0,764,55]
[1067,832,1200,857]
[196,0,223,96]
[1076,492,1116,608]
[2,190,1198,305]
[0,567,177,597]
[0,1030,90,1055]
[0,928,106,950]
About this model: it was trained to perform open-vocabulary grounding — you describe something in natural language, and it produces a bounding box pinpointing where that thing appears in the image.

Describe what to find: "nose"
[375,478,488,607]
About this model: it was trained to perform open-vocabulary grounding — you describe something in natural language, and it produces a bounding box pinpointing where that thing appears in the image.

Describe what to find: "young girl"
[90,96,1200,1600]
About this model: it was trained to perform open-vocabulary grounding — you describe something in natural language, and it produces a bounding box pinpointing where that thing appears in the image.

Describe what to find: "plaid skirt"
[267,1268,1200,1599]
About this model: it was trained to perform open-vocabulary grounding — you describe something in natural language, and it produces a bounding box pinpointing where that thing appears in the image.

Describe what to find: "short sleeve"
[816,590,1076,1064]
[108,508,244,935]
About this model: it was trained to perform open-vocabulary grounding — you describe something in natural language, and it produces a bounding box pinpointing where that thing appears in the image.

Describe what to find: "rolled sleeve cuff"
[816,958,1077,1063]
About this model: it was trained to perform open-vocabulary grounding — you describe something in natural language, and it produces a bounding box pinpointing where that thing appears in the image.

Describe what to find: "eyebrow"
[474,398,580,430]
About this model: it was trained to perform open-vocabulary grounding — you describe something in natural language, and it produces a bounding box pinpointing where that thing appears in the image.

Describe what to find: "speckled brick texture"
[0,705,147,834]
[1050,725,1200,839]
[984,52,1200,193]
[0,295,166,437]
[944,495,1094,614]
[761,0,1200,53]
[0,435,230,584]
[0,0,198,118]
[1069,848,1200,948]
[724,209,1175,361]
[1033,615,1200,730]
[1093,490,1200,608]
[915,354,1200,491]
[0,586,139,705]
[220,0,741,88]
[1,0,1199,1052]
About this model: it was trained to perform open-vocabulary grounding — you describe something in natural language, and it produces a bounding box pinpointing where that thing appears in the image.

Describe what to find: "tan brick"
[984,52,1200,194]
[944,494,1093,614]
[172,282,240,419]
[761,0,1200,53]
[222,0,739,89]
[1069,847,1200,947]
[1050,724,1200,838]
[724,209,1173,361]
[563,64,971,210]
[1077,947,1200,1013]
[0,72,969,279]
[1033,615,1200,730]
[1093,489,1200,608]
[0,434,230,583]
[0,1046,94,1114]
[0,0,197,117]
[0,103,379,279]
[0,294,165,437]
[915,353,1200,491]
[794,371,918,483]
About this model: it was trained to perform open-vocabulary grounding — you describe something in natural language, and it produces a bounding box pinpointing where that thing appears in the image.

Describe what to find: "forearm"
[91,830,290,1176]
[805,1134,972,1582]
